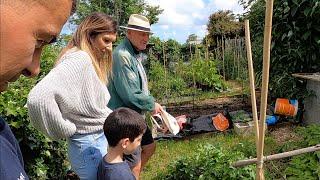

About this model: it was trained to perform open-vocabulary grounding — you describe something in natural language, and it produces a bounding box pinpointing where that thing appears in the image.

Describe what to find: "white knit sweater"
[27,49,112,140]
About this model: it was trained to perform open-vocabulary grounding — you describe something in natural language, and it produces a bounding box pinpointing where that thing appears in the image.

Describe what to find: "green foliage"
[148,55,226,102]
[284,153,320,180]
[295,124,320,146]
[186,34,199,44]
[188,59,226,92]
[155,144,255,180]
[207,10,243,47]
[283,125,320,179]
[0,45,69,179]
[247,0,320,100]
[70,0,163,38]
[148,59,189,101]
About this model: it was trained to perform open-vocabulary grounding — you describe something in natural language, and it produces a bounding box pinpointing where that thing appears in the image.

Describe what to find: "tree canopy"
[70,0,163,38]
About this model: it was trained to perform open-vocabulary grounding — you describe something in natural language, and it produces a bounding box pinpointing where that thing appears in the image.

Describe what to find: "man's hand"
[152,102,163,115]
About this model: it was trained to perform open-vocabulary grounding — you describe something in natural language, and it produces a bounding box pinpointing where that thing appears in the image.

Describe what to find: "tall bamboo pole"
[233,38,236,79]
[237,37,241,79]
[162,42,168,105]
[244,20,260,153]
[222,36,226,81]
[205,35,209,61]
[256,0,274,179]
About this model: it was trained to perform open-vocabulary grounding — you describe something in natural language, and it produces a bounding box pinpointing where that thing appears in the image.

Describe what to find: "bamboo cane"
[222,36,226,80]
[257,0,274,179]
[162,42,168,105]
[233,38,236,79]
[233,144,320,167]
[244,20,260,153]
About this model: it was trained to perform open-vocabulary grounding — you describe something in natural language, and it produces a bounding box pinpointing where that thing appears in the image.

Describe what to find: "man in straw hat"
[108,14,163,179]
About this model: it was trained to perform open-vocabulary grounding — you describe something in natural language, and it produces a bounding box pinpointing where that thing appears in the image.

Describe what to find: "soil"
[268,122,302,145]
[166,96,251,119]
[165,95,298,143]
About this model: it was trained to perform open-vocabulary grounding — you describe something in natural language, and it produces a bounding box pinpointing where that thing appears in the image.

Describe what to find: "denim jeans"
[67,131,108,180]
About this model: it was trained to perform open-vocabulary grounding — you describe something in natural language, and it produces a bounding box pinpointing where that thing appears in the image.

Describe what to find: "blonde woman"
[27,12,117,179]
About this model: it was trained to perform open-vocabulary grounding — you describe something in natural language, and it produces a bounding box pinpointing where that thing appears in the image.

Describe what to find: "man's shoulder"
[114,45,132,58]
[113,47,134,67]
[0,117,28,179]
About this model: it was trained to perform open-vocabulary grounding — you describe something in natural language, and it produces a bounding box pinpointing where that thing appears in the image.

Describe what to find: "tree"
[247,0,320,99]
[166,39,182,65]
[143,5,164,25]
[207,10,243,48]
[186,34,199,44]
[70,0,163,38]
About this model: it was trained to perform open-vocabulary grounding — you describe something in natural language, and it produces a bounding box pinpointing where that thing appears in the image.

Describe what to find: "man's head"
[0,0,77,92]
[103,107,146,154]
[121,14,152,51]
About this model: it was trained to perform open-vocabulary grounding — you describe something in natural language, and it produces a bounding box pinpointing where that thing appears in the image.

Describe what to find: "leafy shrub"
[178,59,226,92]
[284,153,320,180]
[248,0,320,100]
[283,125,320,179]
[155,144,255,180]
[149,59,189,100]
[295,125,320,147]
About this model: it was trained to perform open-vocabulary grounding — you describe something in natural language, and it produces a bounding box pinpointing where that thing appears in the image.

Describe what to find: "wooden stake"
[233,144,320,167]
[237,37,241,79]
[222,36,226,80]
[233,38,236,79]
[162,42,168,105]
[244,20,260,154]
[257,0,274,179]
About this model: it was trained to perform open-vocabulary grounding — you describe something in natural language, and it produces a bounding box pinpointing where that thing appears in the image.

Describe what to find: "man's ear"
[121,138,130,149]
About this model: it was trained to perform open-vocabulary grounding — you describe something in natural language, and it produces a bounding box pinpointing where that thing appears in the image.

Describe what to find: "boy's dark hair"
[104,107,147,147]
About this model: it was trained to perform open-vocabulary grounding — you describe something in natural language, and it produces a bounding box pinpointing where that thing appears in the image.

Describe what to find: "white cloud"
[159,25,169,30]
[212,0,238,10]
[145,0,244,43]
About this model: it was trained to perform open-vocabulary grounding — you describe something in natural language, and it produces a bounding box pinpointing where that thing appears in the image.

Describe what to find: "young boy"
[97,107,147,180]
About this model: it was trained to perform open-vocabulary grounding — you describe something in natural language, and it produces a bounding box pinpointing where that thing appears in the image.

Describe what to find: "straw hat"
[120,14,152,33]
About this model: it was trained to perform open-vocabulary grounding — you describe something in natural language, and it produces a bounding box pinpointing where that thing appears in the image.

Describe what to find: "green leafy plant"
[282,125,320,179]
[284,153,320,180]
[247,0,320,100]
[155,144,255,180]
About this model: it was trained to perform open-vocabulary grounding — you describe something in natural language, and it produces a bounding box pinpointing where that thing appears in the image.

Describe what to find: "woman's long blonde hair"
[58,12,117,84]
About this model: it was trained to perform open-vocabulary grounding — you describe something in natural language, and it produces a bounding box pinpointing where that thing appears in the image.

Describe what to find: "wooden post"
[256,0,274,179]
[205,35,209,61]
[245,19,260,157]
[222,36,226,81]
[237,36,241,79]
[233,144,320,167]
[232,36,237,79]
[162,42,168,105]
[189,43,193,60]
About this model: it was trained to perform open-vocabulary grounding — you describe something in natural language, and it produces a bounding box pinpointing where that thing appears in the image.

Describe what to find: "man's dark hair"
[104,107,147,147]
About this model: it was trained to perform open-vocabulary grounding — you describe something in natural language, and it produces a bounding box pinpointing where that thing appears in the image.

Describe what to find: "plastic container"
[212,113,229,131]
[274,98,298,116]
[266,115,278,125]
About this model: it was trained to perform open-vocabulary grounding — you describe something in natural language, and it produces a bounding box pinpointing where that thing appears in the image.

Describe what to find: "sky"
[145,0,245,43]
[62,0,245,44]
